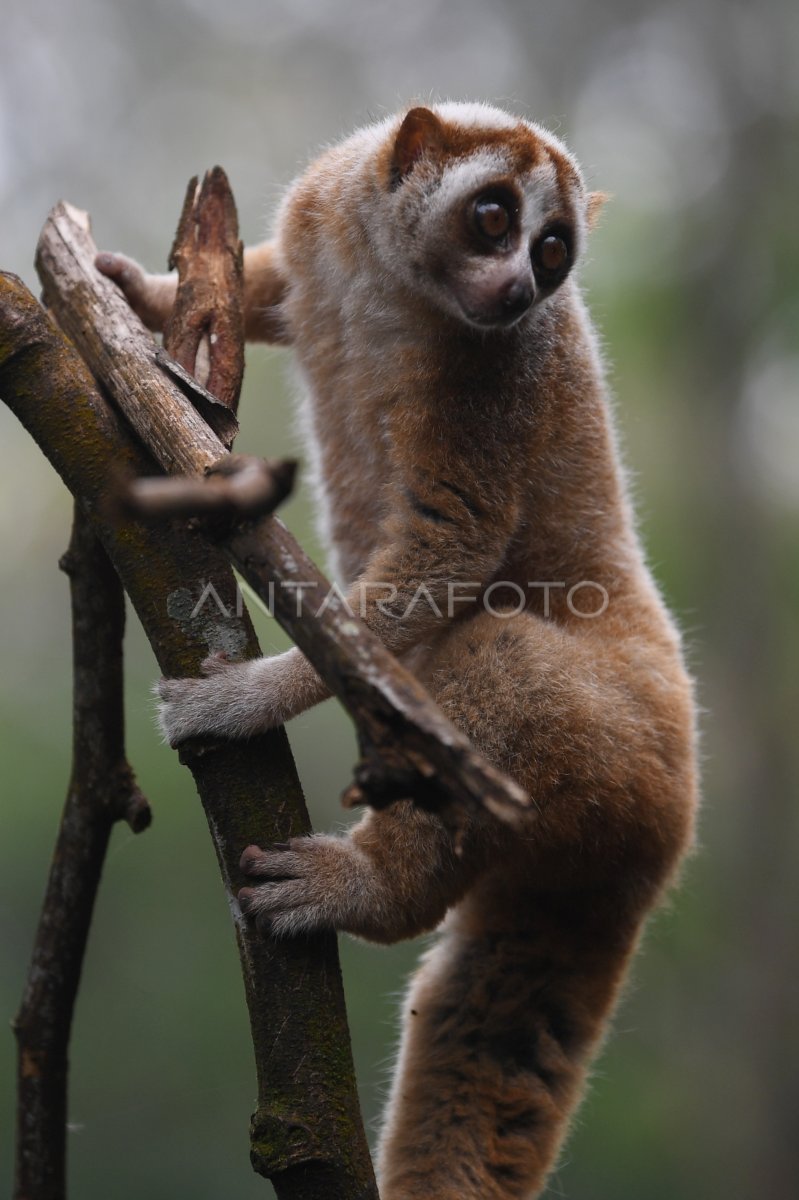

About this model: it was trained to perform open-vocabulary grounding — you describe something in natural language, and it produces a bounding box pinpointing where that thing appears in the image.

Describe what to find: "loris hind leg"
[377,907,630,1200]
[377,609,693,1199]
[238,799,490,943]
[416,604,694,867]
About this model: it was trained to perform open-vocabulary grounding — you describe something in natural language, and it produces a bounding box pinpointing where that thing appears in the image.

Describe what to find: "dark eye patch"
[531,222,574,288]
[467,185,520,250]
[475,199,510,240]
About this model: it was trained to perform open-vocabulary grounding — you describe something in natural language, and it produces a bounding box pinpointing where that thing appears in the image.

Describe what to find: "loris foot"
[238,837,375,937]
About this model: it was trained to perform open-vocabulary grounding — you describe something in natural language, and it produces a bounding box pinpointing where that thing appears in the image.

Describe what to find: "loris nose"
[500,277,535,319]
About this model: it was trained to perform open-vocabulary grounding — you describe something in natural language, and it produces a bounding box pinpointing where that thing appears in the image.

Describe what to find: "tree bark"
[163,166,245,410]
[0,272,377,1200]
[13,506,150,1200]
[35,201,528,833]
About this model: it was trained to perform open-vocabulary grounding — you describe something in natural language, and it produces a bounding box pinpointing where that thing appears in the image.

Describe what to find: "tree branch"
[127,454,297,520]
[35,201,529,835]
[13,505,151,1200]
[163,167,245,410]
[0,272,377,1200]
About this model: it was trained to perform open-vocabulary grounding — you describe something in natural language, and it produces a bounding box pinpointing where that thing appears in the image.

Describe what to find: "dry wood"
[155,173,376,1195]
[37,203,225,476]
[163,167,245,410]
[35,202,530,832]
[12,507,150,1200]
[1,267,376,1200]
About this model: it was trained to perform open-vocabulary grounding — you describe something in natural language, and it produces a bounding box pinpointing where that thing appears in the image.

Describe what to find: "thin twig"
[12,506,151,1200]
[127,454,297,520]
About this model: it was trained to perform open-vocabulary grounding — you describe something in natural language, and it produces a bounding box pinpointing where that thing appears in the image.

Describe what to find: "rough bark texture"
[0,272,377,1200]
[12,507,150,1200]
[35,202,529,833]
[37,203,226,474]
[5,186,526,1199]
[164,167,245,411]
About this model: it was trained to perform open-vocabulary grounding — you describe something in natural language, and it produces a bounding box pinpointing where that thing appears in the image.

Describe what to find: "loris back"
[99,101,698,1200]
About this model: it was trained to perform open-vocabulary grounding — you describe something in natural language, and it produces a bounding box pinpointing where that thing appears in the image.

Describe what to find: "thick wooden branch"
[35,202,529,833]
[13,507,150,1200]
[163,167,245,410]
[0,273,377,1200]
[38,204,227,476]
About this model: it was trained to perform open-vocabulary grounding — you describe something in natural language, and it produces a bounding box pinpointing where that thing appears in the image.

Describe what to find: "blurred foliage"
[1,0,797,1196]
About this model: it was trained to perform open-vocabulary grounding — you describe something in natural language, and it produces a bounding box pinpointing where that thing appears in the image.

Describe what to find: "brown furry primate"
[98,102,698,1199]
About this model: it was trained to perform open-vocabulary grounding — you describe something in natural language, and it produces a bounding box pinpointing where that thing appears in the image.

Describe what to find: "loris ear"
[586,190,611,230]
[392,107,446,183]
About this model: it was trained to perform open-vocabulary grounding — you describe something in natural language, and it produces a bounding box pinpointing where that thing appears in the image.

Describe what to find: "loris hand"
[95,251,177,333]
[156,649,330,745]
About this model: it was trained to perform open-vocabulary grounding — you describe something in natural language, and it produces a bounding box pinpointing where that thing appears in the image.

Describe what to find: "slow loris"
[98,102,698,1200]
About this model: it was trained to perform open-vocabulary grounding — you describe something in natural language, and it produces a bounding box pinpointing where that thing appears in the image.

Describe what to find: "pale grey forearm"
[157,647,328,743]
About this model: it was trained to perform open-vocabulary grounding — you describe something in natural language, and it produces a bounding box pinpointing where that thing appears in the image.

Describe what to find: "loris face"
[375,104,602,331]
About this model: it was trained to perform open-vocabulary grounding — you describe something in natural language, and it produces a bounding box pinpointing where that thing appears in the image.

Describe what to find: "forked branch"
[12,506,151,1200]
[1,263,376,1200]
[35,201,529,835]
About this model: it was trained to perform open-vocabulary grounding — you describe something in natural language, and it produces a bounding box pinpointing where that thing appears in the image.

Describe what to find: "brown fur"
[98,102,698,1199]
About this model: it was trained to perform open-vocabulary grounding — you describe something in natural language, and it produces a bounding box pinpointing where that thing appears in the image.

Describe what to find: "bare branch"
[37,203,225,476]
[13,505,151,1200]
[0,271,377,1200]
[35,202,530,833]
[155,346,239,446]
[164,167,245,411]
[127,454,297,521]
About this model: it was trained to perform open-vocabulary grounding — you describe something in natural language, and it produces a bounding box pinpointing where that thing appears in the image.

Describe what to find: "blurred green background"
[1,0,797,1196]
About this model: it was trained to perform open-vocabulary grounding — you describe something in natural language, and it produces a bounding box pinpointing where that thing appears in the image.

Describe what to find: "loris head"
[367,102,605,331]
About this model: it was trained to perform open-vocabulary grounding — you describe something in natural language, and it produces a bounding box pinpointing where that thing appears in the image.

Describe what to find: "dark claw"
[95,252,117,274]
[239,845,263,873]
[238,887,256,913]
[200,651,232,676]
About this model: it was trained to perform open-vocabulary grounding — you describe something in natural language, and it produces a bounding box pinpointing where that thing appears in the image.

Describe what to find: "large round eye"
[474,198,511,241]
[539,236,568,272]
[532,231,571,282]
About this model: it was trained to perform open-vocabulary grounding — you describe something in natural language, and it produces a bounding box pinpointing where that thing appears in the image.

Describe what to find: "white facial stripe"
[431,152,578,245]
[520,160,561,236]
[432,151,513,216]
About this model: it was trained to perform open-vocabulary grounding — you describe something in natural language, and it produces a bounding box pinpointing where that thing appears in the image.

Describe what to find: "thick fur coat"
[98,102,698,1199]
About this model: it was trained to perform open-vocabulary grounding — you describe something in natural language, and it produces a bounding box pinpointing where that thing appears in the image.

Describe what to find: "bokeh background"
[1,0,797,1196]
